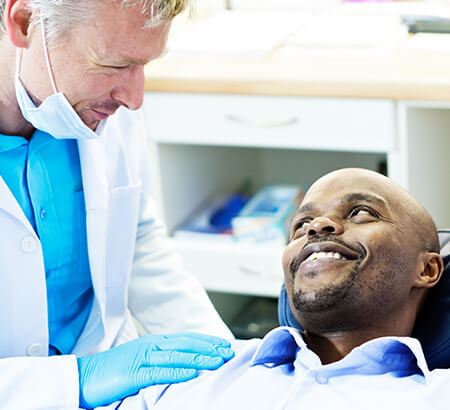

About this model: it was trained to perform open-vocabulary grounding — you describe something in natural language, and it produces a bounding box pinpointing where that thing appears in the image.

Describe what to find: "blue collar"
[0,129,54,153]
[0,134,28,152]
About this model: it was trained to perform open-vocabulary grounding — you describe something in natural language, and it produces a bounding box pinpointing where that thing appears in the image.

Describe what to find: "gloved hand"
[77,332,234,409]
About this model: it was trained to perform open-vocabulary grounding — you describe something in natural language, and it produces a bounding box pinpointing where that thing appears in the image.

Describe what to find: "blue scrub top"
[0,130,93,355]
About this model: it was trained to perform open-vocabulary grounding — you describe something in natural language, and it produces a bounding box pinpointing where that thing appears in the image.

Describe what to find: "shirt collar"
[0,129,59,154]
[0,133,28,152]
[355,336,432,381]
[251,327,432,383]
[251,326,305,366]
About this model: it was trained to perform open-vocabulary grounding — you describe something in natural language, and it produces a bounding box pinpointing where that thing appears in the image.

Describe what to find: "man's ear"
[414,252,444,289]
[4,0,34,48]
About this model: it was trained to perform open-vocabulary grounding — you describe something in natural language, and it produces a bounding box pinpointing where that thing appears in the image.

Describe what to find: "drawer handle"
[226,114,299,128]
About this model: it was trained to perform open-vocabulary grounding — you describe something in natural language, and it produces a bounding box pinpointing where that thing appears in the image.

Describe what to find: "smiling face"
[282,168,440,334]
[18,1,171,130]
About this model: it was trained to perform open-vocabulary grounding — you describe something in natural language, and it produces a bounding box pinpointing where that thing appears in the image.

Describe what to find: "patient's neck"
[303,323,414,365]
[297,296,420,364]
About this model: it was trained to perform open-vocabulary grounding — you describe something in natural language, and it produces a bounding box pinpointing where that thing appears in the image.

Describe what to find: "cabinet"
[142,92,450,300]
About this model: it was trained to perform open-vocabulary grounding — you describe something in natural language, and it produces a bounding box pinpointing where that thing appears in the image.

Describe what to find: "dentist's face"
[282,169,424,332]
[19,1,170,130]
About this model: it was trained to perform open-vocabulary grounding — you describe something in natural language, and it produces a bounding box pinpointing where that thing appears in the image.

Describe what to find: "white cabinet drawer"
[174,239,284,297]
[144,93,395,152]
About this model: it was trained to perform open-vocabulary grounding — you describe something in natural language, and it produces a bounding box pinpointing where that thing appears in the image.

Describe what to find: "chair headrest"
[278,229,450,370]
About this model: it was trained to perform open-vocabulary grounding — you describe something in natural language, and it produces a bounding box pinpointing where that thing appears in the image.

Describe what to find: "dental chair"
[278,229,450,370]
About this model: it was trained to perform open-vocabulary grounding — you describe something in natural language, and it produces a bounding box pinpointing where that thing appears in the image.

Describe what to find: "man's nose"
[111,65,145,110]
[307,216,344,237]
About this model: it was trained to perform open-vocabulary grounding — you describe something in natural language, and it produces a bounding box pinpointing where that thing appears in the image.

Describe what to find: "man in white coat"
[0,0,233,408]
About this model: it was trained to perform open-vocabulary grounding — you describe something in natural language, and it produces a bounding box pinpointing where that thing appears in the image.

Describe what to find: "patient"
[105,168,449,410]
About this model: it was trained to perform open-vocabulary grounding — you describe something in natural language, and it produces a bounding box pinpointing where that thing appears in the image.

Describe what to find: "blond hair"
[0,0,190,42]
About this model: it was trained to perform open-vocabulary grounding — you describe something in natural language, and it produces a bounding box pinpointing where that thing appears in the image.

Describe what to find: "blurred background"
[143,0,450,339]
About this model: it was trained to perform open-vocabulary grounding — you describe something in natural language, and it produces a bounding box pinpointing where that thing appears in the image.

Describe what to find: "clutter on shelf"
[174,183,305,246]
[231,185,305,246]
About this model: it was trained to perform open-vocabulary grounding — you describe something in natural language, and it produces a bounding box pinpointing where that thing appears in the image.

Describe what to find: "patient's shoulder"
[429,368,450,379]
[229,338,263,364]
[114,338,264,410]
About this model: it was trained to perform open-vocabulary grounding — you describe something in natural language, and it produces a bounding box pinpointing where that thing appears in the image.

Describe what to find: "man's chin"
[79,109,106,130]
[292,287,344,314]
[79,114,99,130]
[87,120,100,131]
[292,265,360,314]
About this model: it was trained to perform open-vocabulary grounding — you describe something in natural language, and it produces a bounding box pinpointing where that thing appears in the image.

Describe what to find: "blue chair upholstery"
[278,229,450,370]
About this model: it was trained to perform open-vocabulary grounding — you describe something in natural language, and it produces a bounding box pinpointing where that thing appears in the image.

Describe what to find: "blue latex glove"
[77,332,234,409]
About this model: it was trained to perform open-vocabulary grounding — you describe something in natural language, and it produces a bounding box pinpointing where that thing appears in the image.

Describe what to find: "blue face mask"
[14,16,105,140]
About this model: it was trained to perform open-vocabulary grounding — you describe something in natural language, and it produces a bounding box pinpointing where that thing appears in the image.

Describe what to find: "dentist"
[0,0,233,408]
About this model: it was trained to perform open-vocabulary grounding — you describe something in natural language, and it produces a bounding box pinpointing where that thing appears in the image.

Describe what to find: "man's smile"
[289,239,365,278]
[305,251,348,262]
[91,109,111,120]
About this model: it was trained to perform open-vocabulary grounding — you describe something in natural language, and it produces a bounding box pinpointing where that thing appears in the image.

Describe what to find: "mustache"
[288,235,366,276]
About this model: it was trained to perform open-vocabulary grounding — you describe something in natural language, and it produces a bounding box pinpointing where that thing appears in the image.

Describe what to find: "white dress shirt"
[105,326,450,410]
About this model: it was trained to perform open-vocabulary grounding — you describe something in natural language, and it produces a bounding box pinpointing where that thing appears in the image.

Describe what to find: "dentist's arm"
[77,332,234,409]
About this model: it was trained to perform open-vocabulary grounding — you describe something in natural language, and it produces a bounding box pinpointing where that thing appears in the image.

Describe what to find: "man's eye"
[291,219,311,238]
[349,206,376,218]
[99,64,130,71]
[295,220,311,229]
[109,65,130,70]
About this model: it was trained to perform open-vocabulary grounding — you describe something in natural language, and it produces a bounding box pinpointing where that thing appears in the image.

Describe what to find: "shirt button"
[27,343,43,356]
[21,236,37,253]
[40,209,47,220]
[316,374,328,384]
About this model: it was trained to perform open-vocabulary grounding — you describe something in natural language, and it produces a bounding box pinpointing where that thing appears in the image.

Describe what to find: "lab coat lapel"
[0,176,37,235]
[76,137,108,350]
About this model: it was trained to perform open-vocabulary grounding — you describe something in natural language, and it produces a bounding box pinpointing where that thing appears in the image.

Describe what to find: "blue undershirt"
[0,129,93,355]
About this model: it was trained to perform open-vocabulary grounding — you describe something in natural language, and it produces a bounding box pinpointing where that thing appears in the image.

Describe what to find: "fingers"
[157,337,234,360]
[140,334,234,361]
[140,332,231,348]
[77,334,230,409]
[144,350,225,370]
[135,367,199,387]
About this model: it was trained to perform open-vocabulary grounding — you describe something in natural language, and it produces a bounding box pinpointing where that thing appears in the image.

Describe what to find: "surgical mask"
[14,15,104,140]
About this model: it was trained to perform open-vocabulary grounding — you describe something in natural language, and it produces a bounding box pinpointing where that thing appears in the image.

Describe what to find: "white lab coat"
[0,108,232,409]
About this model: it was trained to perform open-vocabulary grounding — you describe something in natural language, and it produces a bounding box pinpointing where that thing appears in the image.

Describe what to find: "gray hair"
[0,0,190,43]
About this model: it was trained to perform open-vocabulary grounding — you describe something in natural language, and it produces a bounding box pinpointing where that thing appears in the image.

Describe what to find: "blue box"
[231,185,304,245]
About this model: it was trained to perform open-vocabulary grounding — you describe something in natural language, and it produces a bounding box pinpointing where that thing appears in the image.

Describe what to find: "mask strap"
[39,13,58,94]
[15,47,23,77]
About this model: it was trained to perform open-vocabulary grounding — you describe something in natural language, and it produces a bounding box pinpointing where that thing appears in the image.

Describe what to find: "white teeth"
[305,251,347,262]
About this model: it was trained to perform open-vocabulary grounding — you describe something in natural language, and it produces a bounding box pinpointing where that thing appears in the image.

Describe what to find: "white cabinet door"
[144,93,395,152]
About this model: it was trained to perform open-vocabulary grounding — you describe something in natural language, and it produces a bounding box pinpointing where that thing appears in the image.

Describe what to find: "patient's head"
[283,168,443,337]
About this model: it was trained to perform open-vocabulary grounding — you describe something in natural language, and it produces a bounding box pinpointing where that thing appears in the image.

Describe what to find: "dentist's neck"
[0,40,34,140]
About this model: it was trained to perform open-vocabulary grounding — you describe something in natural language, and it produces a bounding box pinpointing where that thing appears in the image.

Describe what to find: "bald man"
[102,168,449,410]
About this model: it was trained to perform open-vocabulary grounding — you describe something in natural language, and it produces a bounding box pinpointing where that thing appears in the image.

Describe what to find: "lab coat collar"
[0,176,37,236]
[75,135,109,351]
